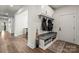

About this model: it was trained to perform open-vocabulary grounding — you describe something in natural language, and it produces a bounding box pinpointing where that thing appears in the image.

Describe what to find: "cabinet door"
[59,14,75,43]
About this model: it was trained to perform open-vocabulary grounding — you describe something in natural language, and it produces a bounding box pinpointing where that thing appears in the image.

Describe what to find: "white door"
[59,14,75,43]
[76,15,79,45]
[0,22,4,32]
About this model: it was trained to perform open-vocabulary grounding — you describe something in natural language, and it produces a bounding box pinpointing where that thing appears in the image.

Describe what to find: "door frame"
[58,13,76,43]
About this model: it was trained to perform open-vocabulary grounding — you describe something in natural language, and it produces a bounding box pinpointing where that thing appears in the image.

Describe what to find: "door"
[76,15,79,45]
[0,21,4,32]
[59,14,75,43]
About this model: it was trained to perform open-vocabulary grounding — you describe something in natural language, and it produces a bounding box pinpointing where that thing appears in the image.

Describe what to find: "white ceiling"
[0,5,24,17]
[0,5,66,17]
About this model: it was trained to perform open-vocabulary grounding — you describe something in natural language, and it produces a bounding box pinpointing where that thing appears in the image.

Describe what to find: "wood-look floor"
[0,31,53,53]
[48,40,79,53]
[1,31,79,53]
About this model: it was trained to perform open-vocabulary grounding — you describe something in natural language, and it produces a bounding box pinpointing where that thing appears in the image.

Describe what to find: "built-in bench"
[38,32,57,50]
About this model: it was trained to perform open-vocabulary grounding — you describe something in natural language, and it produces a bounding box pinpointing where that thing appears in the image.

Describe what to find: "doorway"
[59,14,75,43]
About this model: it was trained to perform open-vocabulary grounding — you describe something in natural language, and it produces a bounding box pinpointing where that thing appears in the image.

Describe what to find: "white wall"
[10,17,15,34]
[14,8,28,36]
[28,5,41,48]
[0,17,14,33]
[0,19,7,32]
[0,19,10,32]
[53,6,79,41]
[28,5,54,48]
[7,17,14,33]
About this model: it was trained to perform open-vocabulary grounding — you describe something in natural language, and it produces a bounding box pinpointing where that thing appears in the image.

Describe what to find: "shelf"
[38,14,54,20]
